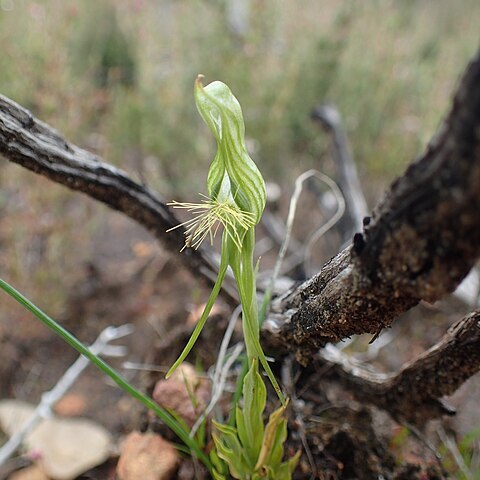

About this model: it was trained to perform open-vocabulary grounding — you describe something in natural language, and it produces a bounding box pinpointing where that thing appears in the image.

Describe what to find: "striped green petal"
[194,76,266,225]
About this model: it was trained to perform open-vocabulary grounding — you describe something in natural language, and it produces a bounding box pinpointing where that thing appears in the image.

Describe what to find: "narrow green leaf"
[210,447,228,476]
[235,406,248,451]
[289,452,301,472]
[213,421,238,438]
[166,259,228,378]
[213,432,246,479]
[242,358,266,460]
[0,278,211,470]
[274,462,291,480]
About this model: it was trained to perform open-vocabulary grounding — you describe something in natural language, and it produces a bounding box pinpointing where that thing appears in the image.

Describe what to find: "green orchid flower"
[166,76,283,404]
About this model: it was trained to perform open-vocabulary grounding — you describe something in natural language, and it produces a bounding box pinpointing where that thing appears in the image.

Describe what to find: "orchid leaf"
[166,256,229,378]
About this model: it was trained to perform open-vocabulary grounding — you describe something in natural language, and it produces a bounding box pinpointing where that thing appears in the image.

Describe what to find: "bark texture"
[268,51,480,362]
[313,311,480,424]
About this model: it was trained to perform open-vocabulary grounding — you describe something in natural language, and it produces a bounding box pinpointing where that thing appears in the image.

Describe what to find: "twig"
[260,210,304,254]
[193,343,243,437]
[190,306,244,438]
[311,104,368,235]
[0,324,134,465]
[267,51,480,362]
[2,51,480,362]
[212,305,242,390]
[302,172,345,277]
[260,169,345,318]
[0,93,237,304]
[281,357,317,480]
[312,311,480,425]
[437,425,474,480]
[402,420,442,463]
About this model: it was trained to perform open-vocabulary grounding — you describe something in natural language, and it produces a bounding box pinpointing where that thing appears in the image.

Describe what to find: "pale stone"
[0,400,112,480]
[9,465,49,480]
[117,431,178,480]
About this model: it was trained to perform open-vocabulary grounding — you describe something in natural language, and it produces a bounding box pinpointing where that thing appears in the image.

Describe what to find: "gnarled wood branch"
[267,50,480,363]
[310,311,480,425]
[1,51,480,370]
[0,95,237,303]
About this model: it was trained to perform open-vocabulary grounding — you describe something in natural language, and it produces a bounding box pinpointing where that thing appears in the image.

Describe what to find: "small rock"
[9,465,49,480]
[117,431,178,480]
[53,393,87,417]
[0,400,112,480]
[30,416,112,480]
[153,363,210,428]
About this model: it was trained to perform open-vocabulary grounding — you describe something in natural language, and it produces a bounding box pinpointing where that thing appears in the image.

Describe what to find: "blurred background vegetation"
[1,3,480,476]
[0,0,479,320]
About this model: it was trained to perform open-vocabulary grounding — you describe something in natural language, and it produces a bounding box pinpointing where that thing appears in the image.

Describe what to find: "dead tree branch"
[311,103,368,236]
[311,311,480,425]
[267,50,480,363]
[0,95,237,303]
[1,51,480,369]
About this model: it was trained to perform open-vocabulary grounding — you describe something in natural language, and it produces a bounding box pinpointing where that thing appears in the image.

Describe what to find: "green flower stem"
[229,231,285,405]
[229,276,273,426]
[0,278,212,471]
[230,231,258,361]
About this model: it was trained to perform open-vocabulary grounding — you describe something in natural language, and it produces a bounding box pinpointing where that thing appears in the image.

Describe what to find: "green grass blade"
[166,261,228,379]
[0,278,211,470]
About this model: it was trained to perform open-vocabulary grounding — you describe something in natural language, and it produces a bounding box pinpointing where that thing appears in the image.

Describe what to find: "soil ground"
[1,202,479,479]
